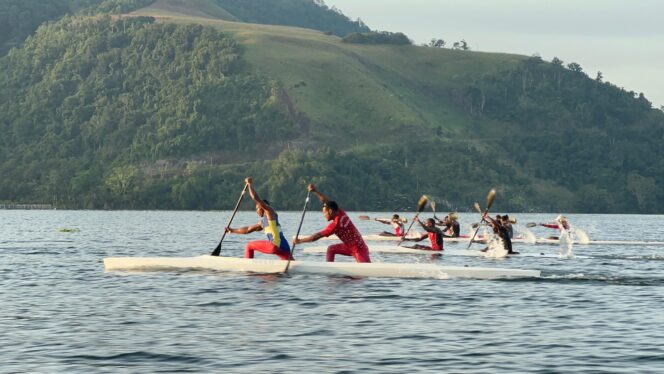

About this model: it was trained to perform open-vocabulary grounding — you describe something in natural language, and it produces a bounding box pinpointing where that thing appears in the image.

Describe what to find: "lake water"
[2,210,664,373]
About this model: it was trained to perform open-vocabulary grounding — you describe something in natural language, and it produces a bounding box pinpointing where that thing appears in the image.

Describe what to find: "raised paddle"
[398,195,429,245]
[284,191,311,274]
[467,189,497,249]
[430,199,438,220]
[526,222,538,228]
[211,183,248,256]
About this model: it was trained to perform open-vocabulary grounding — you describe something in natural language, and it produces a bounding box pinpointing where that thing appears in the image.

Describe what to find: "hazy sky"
[325,0,664,108]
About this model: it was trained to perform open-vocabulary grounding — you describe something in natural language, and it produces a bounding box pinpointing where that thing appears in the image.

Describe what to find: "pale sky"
[325,0,664,108]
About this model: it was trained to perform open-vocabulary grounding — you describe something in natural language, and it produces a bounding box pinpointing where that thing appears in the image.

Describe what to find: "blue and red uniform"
[244,215,291,260]
[319,209,371,263]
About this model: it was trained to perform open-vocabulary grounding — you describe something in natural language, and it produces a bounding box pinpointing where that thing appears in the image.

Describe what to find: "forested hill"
[0,0,368,56]
[0,1,662,213]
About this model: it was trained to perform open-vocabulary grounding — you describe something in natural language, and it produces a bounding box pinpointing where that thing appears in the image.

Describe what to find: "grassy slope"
[130,0,239,21]
[128,4,527,149]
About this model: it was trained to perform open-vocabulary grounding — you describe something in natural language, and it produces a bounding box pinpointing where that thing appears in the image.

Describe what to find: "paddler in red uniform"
[375,214,405,236]
[539,215,570,239]
[293,184,371,263]
[224,177,292,260]
[401,217,444,251]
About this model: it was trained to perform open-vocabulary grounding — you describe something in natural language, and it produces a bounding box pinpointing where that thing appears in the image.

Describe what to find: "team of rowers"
[224,177,571,263]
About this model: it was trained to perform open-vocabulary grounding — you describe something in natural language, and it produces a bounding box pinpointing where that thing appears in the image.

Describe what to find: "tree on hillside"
[452,39,469,50]
[342,31,411,45]
[567,62,583,73]
[551,57,564,66]
[428,38,446,48]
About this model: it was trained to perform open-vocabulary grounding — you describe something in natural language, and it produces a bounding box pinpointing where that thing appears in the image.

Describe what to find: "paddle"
[211,184,248,256]
[397,195,429,245]
[430,199,438,220]
[526,222,537,228]
[284,191,311,274]
[467,189,496,249]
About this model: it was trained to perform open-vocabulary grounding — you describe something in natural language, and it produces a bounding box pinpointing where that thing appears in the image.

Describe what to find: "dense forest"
[0,0,154,55]
[0,0,662,213]
[462,57,664,213]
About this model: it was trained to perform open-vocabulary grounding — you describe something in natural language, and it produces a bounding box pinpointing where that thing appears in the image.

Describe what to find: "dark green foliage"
[342,31,412,45]
[0,0,154,56]
[462,56,664,213]
[213,0,369,37]
[0,16,295,208]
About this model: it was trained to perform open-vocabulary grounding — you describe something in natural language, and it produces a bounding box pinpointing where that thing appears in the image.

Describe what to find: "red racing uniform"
[320,209,371,263]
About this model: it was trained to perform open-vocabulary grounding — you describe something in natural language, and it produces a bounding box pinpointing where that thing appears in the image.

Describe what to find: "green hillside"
[130,0,368,36]
[0,1,662,213]
[130,0,240,21]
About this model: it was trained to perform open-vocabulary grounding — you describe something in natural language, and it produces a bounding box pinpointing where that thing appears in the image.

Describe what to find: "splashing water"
[572,226,590,244]
[558,226,575,258]
[483,231,508,258]
[516,225,537,244]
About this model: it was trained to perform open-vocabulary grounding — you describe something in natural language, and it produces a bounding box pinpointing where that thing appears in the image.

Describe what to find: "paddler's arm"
[245,177,276,220]
[374,218,391,225]
[402,233,426,242]
[293,232,324,244]
[308,184,329,204]
[225,223,262,235]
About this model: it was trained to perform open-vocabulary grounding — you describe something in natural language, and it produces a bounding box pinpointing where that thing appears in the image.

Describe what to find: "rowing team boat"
[303,245,588,259]
[103,255,540,280]
[319,234,664,246]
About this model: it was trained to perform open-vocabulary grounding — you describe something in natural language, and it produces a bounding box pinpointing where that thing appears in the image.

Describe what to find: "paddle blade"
[358,215,371,221]
[526,222,537,228]
[430,200,437,213]
[211,243,221,256]
[417,195,429,212]
[486,189,496,210]
[473,202,481,214]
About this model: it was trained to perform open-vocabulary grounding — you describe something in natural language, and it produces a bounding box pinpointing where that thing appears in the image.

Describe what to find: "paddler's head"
[392,214,400,222]
[425,218,435,227]
[322,201,339,221]
[256,200,270,217]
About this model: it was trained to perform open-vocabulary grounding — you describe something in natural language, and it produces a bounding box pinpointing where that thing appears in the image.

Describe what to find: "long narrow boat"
[303,245,587,259]
[103,255,541,280]
[319,234,664,246]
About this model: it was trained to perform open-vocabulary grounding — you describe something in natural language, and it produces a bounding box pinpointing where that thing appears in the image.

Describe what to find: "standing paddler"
[224,177,292,260]
[293,184,371,263]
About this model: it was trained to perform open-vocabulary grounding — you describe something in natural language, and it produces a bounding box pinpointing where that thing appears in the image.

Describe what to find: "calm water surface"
[2,210,664,373]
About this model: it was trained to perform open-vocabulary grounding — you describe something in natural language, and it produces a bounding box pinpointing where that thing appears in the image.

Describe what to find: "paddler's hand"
[293,237,302,245]
[307,184,316,192]
[245,177,252,185]
[225,227,233,234]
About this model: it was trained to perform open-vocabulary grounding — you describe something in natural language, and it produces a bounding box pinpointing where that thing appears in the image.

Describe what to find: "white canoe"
[303,245,588,259]
[103,255,540,280]
[318,234,530,243]
[320,235,664,246]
